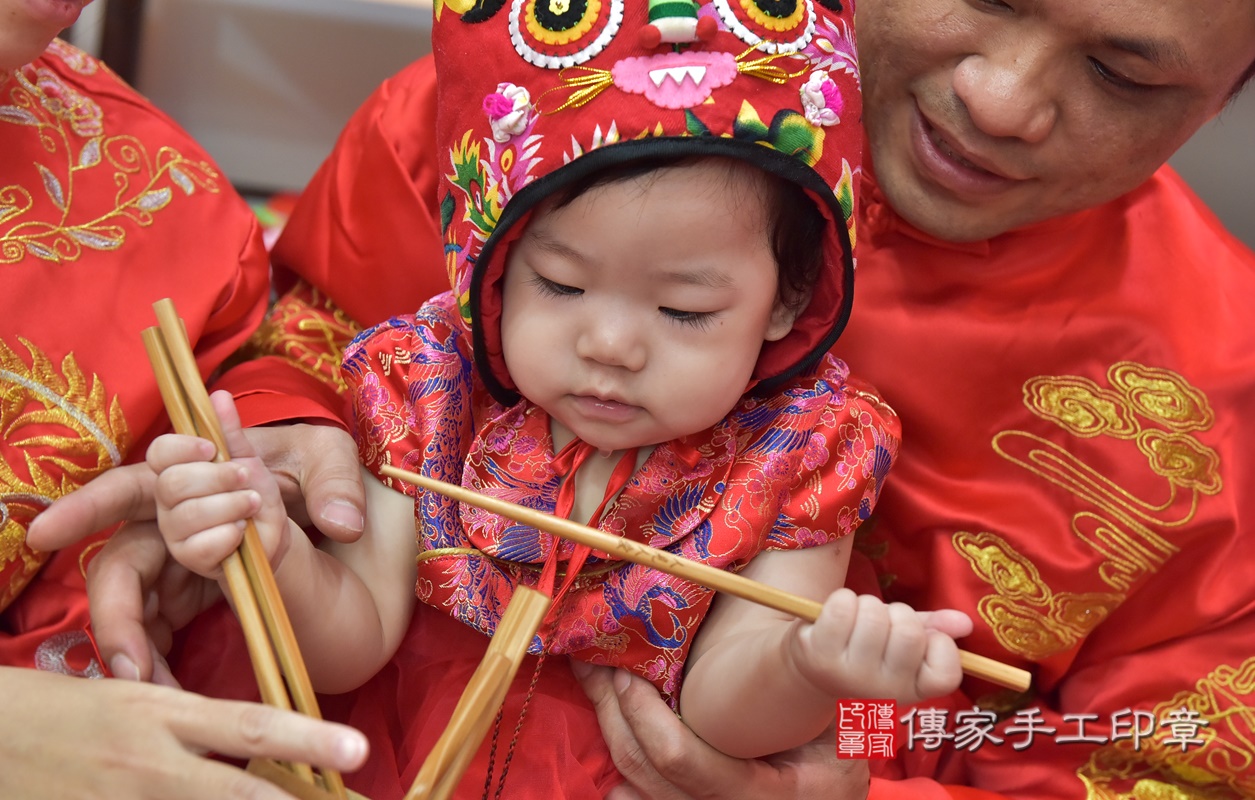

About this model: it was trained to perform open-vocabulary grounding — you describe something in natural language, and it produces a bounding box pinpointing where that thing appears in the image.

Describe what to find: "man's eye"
[530,275,583,297]
[1089,57,1152,92]
[660,307,717,330]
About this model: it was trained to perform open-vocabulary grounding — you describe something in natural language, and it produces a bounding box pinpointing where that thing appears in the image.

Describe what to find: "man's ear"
[764,300,799,342]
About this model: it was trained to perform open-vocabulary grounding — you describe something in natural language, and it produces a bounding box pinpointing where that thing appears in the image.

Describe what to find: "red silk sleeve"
[268,54,447,328]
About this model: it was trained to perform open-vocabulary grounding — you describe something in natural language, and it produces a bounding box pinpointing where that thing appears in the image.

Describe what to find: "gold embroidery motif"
[1024,376,1140,439]
[1,45,221,266]
[1079,657,1255,798]
[0,337,129,610]
[1108,363,1214,433]
[236,283,361,395]
[953,531,1121,657]
[965,363,1218,659]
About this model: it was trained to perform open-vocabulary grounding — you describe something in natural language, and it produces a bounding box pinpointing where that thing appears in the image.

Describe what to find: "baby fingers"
[147,433,218,473]
[154,463,260,576]
[913,631,964,701]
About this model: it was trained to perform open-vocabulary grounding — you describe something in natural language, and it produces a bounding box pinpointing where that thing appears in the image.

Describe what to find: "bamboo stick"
[143,327,291,712]
[406,586,552,800]
[146,300,346,796]
[380,465,1033,694]
[246,759,370,800]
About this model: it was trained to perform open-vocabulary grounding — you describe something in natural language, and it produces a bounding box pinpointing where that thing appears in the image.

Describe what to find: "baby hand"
[788,588,973,704]
[147,391,292,580]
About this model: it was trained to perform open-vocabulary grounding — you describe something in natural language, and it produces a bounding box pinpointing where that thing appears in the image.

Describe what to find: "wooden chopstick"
[146,300,347,798]
[380,465,1034,694]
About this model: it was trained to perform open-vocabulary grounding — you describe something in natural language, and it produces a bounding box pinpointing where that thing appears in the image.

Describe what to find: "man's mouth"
[928,125,991,174]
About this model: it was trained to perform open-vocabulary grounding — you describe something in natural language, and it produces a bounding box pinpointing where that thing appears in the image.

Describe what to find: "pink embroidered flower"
[642,656,684,697]
[356,372,390,418]
[484,424,513,454]
[836,505,861,536]
[600,515,627,539]
[47,39,99,75]
[36,68,102,137]
[763,452,792,482]
[512,434,540,458]
[802,431,830,472]
[551,617,598,652]
[799,70,843,128]
[682,457,714,480]
[820,352,850,384]
[483,82,533,143]
[790,526,832,548]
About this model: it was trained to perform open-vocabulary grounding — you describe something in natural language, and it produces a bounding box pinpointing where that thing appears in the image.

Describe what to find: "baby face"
[500,159,795,454]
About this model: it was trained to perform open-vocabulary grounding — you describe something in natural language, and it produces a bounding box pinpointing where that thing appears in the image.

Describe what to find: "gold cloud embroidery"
[964,363,1219,659]
[1079,657,1255,798]
[953,531,1122,658]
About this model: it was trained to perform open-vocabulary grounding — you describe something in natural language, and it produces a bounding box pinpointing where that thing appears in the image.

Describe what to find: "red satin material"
[843,169,1255,797]
[0,42,269,665]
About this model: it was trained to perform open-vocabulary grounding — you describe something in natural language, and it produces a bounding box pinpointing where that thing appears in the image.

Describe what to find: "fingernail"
[612,669,631,695]
[110,653,140,681]
[569,660,591,679]
[335,732,368,767]
[321,500,364,534]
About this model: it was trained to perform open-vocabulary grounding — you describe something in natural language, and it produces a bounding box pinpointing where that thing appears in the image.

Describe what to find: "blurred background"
[66,0,1254,250]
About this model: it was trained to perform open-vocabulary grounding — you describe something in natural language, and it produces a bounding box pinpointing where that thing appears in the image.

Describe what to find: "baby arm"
[148,391,417,694]
[679,538,972,759]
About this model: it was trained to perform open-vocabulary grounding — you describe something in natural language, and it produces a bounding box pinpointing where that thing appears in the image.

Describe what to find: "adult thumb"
[300,426,367,543]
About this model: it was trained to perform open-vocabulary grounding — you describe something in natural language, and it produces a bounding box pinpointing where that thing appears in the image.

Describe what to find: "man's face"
[858,0,1255,242]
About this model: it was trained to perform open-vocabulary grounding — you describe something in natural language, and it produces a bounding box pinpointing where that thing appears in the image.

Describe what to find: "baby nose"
[576,313,646,371]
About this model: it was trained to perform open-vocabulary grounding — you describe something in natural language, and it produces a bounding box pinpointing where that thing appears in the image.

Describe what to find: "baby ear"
[764,299,799,342]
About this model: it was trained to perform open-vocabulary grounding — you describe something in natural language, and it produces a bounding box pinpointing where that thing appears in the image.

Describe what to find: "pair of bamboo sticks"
[142,299,351,800]
[379,466,1034,694]
[144,298,1031,800]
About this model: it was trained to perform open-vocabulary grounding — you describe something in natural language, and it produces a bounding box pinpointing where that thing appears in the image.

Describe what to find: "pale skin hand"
[788,588,973,702]
[574,662,870,800]
[679,541,972,759]
[147,391,417,694]
[0,666,368,800]
[25,422,368,684]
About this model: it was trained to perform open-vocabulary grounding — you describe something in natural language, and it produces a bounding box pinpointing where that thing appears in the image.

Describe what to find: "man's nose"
[952,37,1059,144]
[575,313,647,371]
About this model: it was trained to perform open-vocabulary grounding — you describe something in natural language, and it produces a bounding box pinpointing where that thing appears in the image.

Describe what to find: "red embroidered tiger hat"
[433,0,861,402]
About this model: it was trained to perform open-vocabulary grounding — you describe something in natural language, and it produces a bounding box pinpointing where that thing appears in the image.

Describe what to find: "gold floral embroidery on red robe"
[0,337,128,611]
[1,42,223,265]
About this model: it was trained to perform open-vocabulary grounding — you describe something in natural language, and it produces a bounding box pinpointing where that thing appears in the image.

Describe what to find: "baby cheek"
[668,361,750,430]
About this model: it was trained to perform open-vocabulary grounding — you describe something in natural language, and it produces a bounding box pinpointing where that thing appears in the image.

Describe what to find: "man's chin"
[886,192,1016,243]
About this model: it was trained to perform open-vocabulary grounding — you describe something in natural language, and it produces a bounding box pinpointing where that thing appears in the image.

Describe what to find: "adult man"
[33,0,1255,797]
[586,2,1255,797]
